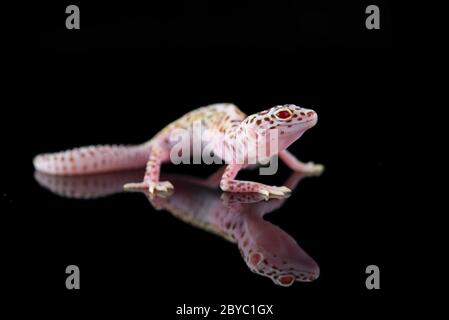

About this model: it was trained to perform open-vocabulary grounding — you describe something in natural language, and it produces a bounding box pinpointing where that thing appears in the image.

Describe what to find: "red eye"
[275,109,292,120]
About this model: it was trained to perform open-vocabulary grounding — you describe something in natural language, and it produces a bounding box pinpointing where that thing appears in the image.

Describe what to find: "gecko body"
[33,103,323,198]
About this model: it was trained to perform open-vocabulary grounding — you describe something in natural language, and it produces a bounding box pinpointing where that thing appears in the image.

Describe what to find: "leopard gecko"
[33,103,323,198]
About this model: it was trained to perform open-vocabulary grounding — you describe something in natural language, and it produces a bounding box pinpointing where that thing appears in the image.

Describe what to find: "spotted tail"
[33,143,151,175]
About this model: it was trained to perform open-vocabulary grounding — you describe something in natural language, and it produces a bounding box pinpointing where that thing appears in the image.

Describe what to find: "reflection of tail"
[34,170,143,199]
[33,143,151,175]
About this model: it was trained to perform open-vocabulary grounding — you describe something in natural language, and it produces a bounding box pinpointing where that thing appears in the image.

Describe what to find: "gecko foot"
[258,185,291,200]
[123,181,148,190]
[298,162,324,176]
[123,180,174,197]
[149,181,174,194]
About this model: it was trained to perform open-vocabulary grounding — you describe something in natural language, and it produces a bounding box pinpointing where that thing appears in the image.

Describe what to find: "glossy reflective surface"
[35,170,319,287]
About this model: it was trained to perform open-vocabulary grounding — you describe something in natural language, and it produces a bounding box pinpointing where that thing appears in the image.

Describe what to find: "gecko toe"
[258,190,270,200]
[123,182,149,191]
[149,181,174,197]
[266,186,291,199]
[303,162,325,176]
[278,186,292,193]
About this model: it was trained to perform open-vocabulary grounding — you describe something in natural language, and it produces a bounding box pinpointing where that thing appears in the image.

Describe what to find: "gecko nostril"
[306,111,314,117]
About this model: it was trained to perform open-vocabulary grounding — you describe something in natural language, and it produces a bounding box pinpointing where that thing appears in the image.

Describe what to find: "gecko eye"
[274,109,293,120]
[277,275,296,286]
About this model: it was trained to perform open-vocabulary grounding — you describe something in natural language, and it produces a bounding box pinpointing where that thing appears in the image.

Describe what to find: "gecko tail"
[33,143,151,176]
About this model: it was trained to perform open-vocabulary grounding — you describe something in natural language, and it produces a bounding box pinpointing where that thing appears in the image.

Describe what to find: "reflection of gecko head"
[241,217,319,286]
[222,193,319,286]
[222,194,319,286]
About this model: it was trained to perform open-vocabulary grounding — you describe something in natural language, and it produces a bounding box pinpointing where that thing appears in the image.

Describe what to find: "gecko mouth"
[278,118,316,128]
[299,117,318,125]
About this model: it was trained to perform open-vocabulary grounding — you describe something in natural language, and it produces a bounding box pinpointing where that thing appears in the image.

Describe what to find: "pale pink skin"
[34,170,319,286]
[33,103,323,198]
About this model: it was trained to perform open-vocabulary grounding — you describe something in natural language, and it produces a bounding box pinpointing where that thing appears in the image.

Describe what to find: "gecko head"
[240,105,318,151]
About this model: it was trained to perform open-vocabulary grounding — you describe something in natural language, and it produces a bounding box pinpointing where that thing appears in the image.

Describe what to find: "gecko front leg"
[219,164,291,200]
[279,150,324,175]
[124,144,174,195]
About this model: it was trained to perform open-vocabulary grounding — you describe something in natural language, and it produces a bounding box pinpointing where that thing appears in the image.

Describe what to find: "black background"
[4,1,395,318]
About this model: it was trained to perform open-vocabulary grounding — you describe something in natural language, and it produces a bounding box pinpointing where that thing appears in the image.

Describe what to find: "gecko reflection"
[35,169,319,286]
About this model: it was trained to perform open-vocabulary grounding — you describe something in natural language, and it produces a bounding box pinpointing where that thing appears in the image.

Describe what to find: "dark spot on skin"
[298,118,303,121]
[300,112,306,116]
[264,117,270,121]
[256,119,262,125]
[249,253,262,266]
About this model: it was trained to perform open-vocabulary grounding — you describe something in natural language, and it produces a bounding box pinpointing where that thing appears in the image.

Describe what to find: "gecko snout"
[296,108,317,124]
